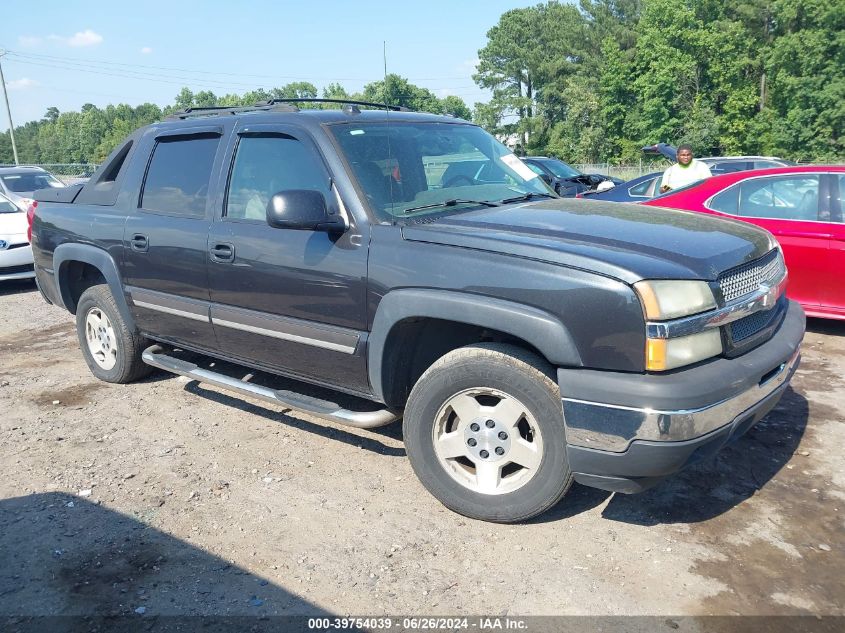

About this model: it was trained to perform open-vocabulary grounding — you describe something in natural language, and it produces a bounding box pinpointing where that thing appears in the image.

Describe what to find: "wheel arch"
[53,243,136,331]
[368,289,582,407]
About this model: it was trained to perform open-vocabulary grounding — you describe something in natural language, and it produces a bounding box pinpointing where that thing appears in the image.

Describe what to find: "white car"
[0,192,34,281]
[0,165,65,211]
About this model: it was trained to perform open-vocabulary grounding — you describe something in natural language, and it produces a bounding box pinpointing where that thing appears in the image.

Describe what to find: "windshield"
[0,193,17,213]
[1,172,64,193]
[537,158,580,179]
[330,122,552,221]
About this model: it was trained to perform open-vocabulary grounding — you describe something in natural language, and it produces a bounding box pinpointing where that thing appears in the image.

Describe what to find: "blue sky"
[2,0,540,130]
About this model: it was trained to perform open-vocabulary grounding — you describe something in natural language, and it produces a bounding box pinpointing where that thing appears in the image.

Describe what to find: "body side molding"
[210,304,360,354]
[126,286,210,323]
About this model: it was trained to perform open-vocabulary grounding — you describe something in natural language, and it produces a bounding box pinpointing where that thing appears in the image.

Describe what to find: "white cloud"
[6,78,39,91]
[18,35,42,47]
[21,29,104,48]
[67,29,103,47]
[140,47,153,54]
[460,58,479,73]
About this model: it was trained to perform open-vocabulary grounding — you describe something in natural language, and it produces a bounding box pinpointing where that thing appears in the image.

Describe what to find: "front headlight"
[634,280,716,320]
[635,280,722,371]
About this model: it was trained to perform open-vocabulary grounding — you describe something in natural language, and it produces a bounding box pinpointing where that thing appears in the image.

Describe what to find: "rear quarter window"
[141,135,219,217]
[629,177,657,197]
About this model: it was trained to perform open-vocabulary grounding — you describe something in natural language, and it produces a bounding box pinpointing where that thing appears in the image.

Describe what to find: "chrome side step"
[141,345,399,429]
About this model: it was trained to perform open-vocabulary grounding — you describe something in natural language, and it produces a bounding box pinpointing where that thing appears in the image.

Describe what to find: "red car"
[644,166,845,320]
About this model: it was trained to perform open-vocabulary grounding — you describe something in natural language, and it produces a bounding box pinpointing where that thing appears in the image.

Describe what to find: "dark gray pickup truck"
[29,101,804,522]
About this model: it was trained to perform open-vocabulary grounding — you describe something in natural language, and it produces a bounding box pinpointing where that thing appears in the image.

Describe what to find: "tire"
[403,343,573,523]
[75,284,152,384]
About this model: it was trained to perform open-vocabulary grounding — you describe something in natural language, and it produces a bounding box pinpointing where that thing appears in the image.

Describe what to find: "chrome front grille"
[718,249,785,303]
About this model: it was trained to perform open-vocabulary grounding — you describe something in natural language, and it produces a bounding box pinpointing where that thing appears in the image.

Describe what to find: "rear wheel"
[403,343,572,522]
[76,284,152,383]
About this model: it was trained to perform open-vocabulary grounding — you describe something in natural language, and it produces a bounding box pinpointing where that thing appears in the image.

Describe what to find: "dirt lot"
[0,279,842,623]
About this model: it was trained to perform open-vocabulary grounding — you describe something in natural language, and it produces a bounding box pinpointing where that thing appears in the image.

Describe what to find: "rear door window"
[710,175,821,220]
[141,135,220,217]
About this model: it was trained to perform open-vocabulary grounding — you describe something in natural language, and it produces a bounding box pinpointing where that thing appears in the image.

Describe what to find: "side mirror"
[266,190,347,232]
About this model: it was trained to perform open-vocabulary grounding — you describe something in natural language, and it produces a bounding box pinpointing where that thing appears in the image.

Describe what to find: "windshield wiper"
[499,192,556,205]
[397,198,500,216]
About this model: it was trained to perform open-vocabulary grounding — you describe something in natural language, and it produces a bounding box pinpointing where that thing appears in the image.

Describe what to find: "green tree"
[765,0,845,159]
[42,107,60,123]
[440,95,473,120]
[322,83,350,100]
[475,3,587,147]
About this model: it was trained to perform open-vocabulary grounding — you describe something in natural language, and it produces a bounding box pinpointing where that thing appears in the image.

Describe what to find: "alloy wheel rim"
[432,387,544,495]
[85,308,118,370]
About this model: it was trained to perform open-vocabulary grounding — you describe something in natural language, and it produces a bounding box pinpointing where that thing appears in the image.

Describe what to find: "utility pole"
[0,50,20,165]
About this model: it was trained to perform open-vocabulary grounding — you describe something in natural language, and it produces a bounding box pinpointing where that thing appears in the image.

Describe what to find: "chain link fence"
[573,162,668,181]
[29,160,841,189]
[27,162,666,186]
[38,164,98,185]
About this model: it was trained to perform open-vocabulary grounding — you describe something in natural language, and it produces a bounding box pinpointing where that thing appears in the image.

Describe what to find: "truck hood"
[401,199,776,283]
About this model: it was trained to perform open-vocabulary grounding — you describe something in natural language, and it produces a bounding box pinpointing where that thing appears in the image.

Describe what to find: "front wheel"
[403,343,572,522]
[75,284,152,384]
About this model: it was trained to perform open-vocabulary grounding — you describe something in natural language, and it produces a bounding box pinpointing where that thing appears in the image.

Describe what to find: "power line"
[5,56,485,99]
[6,58,300,91]
[4,48,473,83]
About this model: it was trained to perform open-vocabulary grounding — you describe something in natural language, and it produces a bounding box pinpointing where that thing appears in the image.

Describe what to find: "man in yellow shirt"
[659,144,712,193]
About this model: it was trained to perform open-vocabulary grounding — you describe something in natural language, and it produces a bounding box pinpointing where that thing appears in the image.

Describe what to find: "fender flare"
[53,243,136,330]
[368,288,582,402]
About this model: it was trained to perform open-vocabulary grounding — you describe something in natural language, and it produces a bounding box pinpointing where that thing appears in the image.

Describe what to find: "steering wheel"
[442,174,475,188]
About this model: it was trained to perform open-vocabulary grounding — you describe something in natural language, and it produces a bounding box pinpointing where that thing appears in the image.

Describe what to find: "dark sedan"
[521,157,621,197]
[577,172,663,202]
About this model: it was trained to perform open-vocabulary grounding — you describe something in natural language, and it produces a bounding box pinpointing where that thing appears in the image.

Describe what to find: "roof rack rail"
[164,103,299,120]
[255,98,411,112]
[164,98,410,121]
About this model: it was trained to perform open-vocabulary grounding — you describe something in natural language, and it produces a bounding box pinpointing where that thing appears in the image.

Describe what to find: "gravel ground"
[0,279,842,623]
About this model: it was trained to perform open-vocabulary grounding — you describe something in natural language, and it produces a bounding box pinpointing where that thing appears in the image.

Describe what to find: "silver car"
[0,166,65,211]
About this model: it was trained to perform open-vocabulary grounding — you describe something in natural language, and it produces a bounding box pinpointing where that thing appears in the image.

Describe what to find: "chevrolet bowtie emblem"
[759,282,775,307]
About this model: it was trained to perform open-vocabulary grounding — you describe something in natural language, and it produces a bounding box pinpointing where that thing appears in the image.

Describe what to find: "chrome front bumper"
[562,348,800,452]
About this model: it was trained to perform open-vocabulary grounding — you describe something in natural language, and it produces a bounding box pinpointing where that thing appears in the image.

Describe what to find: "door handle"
[130,234,149,252]
[209,242,235,263]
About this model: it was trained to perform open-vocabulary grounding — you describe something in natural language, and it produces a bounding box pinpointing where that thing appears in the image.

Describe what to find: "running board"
[141,345,399,429]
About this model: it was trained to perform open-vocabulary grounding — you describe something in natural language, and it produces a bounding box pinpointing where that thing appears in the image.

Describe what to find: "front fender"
[368,288,582,402]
